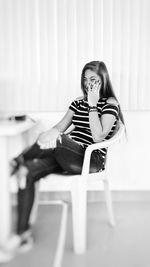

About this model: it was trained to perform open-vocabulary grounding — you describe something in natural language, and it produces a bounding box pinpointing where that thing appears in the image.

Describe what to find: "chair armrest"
[81,123,125,176]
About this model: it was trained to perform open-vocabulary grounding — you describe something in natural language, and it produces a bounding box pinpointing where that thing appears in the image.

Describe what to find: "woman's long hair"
[81,61,125,125]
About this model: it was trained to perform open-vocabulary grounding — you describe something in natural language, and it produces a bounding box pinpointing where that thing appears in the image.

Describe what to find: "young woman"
[6,61,125,253]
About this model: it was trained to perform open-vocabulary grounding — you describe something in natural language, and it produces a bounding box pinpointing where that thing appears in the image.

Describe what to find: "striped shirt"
[69,97,119,163]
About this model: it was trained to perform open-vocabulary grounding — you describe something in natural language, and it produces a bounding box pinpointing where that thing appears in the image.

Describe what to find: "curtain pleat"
[0,0,149,112]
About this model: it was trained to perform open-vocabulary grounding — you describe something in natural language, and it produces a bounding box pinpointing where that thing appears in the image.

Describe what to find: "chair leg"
[103,179,115,226]
[53,201,68,267]
[71,177,87,254]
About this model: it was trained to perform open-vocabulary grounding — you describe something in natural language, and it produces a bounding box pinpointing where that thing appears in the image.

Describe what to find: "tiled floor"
[2,201,150,267]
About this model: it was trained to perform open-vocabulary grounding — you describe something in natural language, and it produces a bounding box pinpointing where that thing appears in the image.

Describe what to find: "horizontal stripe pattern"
[69,97,119,162]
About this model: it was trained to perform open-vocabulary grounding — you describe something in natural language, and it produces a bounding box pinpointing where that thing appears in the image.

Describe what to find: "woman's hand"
[37,127,61,149]
[87,80,101,106]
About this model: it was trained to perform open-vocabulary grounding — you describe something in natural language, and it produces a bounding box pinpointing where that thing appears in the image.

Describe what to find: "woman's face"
[83,69,102,94]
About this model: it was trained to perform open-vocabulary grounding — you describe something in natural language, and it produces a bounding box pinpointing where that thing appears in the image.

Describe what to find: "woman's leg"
[16,142,55,161]
[11,142,57,175]
[16,152,63,235]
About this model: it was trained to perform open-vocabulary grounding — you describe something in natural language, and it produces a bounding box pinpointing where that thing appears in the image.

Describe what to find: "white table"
[0,118,40,246]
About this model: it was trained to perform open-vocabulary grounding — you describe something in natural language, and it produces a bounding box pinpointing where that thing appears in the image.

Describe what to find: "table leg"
[0,137,11,246]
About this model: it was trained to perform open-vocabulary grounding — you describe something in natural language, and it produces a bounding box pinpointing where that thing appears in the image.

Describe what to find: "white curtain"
[0,0,150,112]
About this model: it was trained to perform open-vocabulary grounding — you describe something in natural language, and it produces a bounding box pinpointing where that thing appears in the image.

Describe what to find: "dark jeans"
[15,134,104,234]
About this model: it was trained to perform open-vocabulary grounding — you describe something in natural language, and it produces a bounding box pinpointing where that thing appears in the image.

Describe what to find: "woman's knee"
[16,164,36,189]
[16,165,28,189]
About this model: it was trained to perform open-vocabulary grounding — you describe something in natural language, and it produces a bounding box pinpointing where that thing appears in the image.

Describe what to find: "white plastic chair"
[30,122,125,254]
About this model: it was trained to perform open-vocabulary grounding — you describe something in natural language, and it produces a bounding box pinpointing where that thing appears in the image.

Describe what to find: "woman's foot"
[19,230,34,253]
[3,230,34,254]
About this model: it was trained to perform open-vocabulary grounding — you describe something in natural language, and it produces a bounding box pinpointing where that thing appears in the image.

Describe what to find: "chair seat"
[10,173,77,193]
[86,171,106,191]
[39,173,78,191]
[11,170,106,193]
[40,170,106,192]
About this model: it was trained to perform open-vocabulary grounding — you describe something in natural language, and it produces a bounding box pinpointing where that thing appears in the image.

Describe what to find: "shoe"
[0,249,14,263]
[3,235,21,252]
[19,235,34,253]
[19,230,34,253]
[3,230,34,254]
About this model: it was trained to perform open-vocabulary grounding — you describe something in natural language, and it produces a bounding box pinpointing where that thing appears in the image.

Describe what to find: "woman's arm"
[88,97,118,143]
[37,109,74,148]
[53,109,74,133]
[64,123,75,135]
[89,109,116,142]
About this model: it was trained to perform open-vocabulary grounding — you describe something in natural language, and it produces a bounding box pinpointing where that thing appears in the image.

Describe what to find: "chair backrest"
[104,122,125,168]
[82,122,125,176]
[108,121,125,144]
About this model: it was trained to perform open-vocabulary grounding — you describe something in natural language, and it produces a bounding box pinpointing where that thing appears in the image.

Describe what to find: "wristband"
[89,109,98,113]
[88,106,98,112]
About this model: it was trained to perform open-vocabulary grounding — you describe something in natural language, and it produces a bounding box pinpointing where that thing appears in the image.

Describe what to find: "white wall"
[108,112,150,190]
[29,111,150,191]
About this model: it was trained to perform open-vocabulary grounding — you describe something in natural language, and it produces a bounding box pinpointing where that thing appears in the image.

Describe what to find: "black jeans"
[15,134,104,234]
